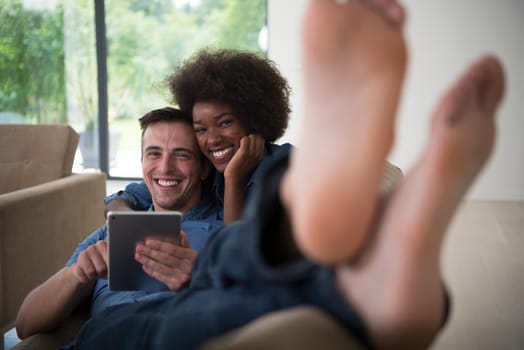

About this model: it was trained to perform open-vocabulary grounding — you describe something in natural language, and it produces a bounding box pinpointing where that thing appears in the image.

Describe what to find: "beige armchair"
[0,125,106,348]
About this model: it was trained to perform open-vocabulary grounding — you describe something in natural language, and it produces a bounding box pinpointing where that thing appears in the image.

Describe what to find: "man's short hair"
[139,107,193,137]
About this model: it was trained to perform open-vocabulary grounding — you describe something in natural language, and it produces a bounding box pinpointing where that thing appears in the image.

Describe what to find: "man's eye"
[194,127,206,134]
[146,151,160,158]
[176,152,191,160]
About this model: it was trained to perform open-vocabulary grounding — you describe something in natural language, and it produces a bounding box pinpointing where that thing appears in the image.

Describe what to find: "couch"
[7,149,402,349]
[0,124,106,349]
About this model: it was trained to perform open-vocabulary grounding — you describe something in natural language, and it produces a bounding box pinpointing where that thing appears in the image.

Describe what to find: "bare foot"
[282,0,408,264]
[336,55,505,350]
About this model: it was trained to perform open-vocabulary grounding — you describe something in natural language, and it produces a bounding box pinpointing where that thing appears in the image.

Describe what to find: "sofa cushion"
[0,124,79,194]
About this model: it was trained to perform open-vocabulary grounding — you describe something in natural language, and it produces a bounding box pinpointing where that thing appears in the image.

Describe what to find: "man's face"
[142,121,207,213]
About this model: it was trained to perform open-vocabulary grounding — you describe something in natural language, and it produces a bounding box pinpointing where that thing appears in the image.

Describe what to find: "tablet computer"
[107,211,182,292]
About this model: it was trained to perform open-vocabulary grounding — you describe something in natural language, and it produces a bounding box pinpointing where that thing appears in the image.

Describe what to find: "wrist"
[224,173,248,188]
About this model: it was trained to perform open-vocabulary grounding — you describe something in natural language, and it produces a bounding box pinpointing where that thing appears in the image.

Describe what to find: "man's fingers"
[142,264,190,291]
[138,237,195,261]
[179,231,190,248]
[140,256,193,292]
[76,241,108,280]
[134,235,198,291]
[140,255,193,275]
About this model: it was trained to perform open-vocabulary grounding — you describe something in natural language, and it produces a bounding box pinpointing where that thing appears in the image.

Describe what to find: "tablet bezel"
[107,211,182,292]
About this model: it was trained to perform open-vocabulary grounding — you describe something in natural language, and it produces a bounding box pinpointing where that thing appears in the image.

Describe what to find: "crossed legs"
[282,0,505,349]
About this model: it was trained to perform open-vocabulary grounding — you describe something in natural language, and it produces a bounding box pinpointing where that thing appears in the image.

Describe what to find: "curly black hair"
[165,48,291,142]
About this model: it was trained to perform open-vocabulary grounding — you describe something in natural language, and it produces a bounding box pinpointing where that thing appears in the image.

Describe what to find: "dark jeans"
[72,156,370,350]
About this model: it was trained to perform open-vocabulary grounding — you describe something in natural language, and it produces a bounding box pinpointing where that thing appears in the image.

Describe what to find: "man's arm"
[15,241,108,339]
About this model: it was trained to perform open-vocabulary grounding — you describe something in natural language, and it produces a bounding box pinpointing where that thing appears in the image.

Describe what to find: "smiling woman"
[192,101,250,174]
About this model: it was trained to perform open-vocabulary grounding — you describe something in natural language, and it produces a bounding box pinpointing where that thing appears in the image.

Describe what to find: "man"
[15,107,222,339]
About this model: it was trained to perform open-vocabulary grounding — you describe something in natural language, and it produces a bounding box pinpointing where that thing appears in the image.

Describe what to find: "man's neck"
[151,200,200,215]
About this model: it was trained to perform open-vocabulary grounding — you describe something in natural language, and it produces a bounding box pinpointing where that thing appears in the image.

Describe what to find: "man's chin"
[152,198,180,211]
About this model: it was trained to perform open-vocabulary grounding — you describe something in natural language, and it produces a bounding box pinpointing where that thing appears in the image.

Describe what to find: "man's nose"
[158,155,176,173]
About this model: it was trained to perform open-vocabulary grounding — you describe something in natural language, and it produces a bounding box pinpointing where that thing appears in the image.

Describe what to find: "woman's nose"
[206,127,222,145]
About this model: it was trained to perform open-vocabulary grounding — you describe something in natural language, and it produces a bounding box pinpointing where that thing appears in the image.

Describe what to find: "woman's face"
[192,100,249,173]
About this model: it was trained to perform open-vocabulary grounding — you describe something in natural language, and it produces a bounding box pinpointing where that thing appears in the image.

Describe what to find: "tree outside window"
[0,0,267,177]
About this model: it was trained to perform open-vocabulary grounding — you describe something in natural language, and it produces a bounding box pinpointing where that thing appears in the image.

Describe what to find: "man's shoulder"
[88,224,109,242]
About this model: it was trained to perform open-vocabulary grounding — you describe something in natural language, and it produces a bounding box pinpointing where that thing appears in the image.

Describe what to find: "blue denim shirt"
[66,199,223,316]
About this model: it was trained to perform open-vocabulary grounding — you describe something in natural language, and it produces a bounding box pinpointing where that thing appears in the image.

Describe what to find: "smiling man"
[15,107,223,342]
[141,108,210,213]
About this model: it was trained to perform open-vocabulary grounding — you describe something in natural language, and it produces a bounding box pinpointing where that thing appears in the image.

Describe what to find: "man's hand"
[224,134,264,182]
[134,231,198,291]
[72,241,108,284]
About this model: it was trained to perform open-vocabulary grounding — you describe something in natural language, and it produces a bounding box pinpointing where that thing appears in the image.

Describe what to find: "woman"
[105,48,292,223]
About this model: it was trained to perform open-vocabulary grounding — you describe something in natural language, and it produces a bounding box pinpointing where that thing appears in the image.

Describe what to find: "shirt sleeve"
[103,181,152,211]
[65,225,108,267]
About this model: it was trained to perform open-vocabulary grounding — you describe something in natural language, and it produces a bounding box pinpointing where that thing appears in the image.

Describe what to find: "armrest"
[9,303,90,350]
[201,307,365,350]
[0,173,106,332]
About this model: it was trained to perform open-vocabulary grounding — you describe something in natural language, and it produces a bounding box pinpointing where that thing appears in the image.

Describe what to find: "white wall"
[268,0,524,201]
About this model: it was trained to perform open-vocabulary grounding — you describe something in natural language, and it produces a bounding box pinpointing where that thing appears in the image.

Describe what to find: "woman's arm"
[223,135,264,223]
[104,181,152,216]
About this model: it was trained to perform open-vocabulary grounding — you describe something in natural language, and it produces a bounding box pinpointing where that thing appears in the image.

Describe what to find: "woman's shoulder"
[251,143,293,182]
[266,142,294,159]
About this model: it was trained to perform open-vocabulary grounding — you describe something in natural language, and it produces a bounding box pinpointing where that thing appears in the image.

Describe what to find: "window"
[0,0,267,178]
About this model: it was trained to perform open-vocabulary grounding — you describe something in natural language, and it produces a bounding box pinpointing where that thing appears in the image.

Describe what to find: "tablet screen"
[107,211,182,292]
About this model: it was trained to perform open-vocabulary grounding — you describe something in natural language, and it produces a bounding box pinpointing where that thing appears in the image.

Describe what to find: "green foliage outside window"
[105,0,266,122]
[0,0,66,124]
[0,0,267,128]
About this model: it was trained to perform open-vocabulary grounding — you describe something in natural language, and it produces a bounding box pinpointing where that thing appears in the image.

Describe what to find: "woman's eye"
[219,119,232,128]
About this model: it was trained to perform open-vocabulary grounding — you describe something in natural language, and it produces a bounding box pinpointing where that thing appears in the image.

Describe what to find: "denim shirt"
[65,199,223,316]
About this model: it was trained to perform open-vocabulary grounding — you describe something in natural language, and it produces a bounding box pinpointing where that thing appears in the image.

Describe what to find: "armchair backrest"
[0,125,79,194]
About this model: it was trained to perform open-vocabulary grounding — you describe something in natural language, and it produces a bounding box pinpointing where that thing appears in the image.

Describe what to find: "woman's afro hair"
[166,48,291,142]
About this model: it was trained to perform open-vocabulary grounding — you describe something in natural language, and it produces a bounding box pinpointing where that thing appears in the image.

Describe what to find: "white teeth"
[212,147,232,159]
[157,179,179,187]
